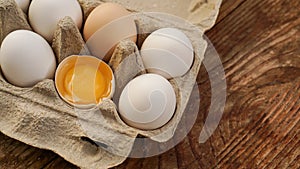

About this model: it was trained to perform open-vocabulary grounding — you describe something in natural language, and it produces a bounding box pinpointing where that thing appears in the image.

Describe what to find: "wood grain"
[0,0,299,168]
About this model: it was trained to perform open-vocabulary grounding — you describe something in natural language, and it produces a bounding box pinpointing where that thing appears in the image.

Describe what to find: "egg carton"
[0,0,218,168]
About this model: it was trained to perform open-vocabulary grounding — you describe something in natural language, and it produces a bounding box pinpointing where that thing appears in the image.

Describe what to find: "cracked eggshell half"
[55,55,115,109]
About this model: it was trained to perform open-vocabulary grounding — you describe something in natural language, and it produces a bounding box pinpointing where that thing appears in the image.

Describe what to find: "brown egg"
[83,3,137,62]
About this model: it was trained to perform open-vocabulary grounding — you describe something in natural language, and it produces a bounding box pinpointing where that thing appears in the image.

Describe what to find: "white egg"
[28,0,83,42]
[118,74,176,130]
[141,28,194,79]
[15,0,30,13]
[0,30,56,88]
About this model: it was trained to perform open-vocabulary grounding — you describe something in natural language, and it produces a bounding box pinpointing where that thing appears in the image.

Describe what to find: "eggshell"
[141,28,194,79]
[0,30,56,87]
[29,0,83,42]
[55,55,115,109]
[118,74,176,130]
[15,0,30,13]
[83,2,137,62]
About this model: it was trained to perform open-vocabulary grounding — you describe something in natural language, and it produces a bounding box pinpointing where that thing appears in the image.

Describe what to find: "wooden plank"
[215,0,247,24]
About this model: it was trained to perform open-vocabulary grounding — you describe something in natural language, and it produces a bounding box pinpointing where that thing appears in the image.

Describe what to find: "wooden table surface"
[0,0,299,168]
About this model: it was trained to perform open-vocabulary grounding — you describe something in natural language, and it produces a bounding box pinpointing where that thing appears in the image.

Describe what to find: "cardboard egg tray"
[0,0,221,168]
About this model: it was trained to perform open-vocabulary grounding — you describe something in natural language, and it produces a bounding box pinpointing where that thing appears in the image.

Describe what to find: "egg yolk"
[58,57,113,106]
